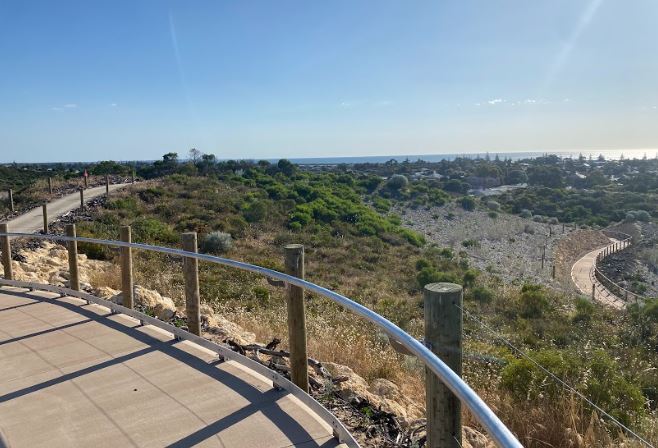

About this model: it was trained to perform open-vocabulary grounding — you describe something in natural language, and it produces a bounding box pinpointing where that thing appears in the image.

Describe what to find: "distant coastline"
[281,149,658,165]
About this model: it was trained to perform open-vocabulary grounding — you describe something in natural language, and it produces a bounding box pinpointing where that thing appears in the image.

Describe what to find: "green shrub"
[471,286,494,303]
[488,211,498,219]
[460,196,476,211]
[520,209,532,218]
[416,267,458,288]
[487,201,500,211]
[415,259,431,271]
[519,284,550,318]
[132,217,179,244]
[242,201,268,222]
[201,231,233,254]
[462,269,479,287]
[573,297,595,323]
[386,174,409,191]
[462,239,478,248]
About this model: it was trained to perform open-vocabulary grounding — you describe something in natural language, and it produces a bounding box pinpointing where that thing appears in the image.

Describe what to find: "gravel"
[399,204,576,288]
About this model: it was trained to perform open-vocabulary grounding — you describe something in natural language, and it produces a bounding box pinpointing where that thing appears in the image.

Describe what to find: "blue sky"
[1,0,657,162]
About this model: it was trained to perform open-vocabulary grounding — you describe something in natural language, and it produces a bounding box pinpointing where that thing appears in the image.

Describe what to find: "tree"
[189,148,202,163]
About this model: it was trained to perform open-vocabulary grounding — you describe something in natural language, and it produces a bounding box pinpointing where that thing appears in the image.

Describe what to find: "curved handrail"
[594,229,647,303]
[0,231,523,448]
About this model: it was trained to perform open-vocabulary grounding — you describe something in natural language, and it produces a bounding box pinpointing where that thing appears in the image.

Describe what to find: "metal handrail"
[594,230,648,303]
[0,231,523,448]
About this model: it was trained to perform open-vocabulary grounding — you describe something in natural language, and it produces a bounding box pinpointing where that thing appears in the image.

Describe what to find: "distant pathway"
[571,238,627,309]
[7,184,129,234]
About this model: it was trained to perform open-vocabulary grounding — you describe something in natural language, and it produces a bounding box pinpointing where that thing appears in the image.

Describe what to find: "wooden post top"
[424,283,462,294]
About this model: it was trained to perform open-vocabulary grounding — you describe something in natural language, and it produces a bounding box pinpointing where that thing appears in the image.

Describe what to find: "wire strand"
[456,303,655,448]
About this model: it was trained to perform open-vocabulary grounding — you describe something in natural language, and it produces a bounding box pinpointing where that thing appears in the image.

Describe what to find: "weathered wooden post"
[182,232,201,335]
[552,265,556,279]
[424,283,463,448]
[8,189,14,213]
[66,224,80,291]
[42,203,48,234]
[284,244,309,393]
[0,223,13,280]
[591,283,596,300]
[84,174,88,189]
[79,188,84,210]
[105,174,110,195]
[48,177,53,195]
[120,226,134,309]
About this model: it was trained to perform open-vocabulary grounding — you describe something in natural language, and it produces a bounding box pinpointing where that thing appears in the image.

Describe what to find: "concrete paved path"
[571,239,628,309]
[7,184,129,234]
[0,287,341,448]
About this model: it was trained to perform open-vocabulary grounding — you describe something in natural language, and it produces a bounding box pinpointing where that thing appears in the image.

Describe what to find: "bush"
[460,196,476,211]
[520,209,532,218]
[487,201,500,211]
[548,217,559,225]
[242,201,268,223]
[462,239,478,248]
[573,297,595,323]
[415,259,431,271]
[462,269,479,287]
[386,174,409,191]
[471,286,493,303]
[519,284,550,318]
[625,210,651,222]
[488,211,498,219]
[416,267,458,288]
[201,231,233,254]
[532,215,545,223]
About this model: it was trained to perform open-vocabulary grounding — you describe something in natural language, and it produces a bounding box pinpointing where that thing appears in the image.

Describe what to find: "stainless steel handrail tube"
[0,231,523,448]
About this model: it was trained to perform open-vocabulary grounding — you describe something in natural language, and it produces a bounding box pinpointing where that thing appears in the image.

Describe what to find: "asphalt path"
[7,184,129,234]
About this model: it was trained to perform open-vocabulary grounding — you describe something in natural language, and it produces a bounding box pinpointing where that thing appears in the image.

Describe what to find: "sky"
[1,0,658,163]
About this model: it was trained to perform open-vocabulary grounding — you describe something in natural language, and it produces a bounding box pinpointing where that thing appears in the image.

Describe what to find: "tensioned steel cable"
[456,303,655,448]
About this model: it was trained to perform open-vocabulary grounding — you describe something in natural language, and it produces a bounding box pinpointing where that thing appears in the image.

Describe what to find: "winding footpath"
[571,238,628,309]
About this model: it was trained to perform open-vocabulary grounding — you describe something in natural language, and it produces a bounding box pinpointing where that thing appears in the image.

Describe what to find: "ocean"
[282,149,658,165]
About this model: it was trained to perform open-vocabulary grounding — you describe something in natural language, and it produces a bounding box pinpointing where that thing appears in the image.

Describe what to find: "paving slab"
[0,287,343,448]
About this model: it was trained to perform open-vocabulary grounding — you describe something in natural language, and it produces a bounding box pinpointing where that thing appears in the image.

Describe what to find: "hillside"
[39,161,655,447]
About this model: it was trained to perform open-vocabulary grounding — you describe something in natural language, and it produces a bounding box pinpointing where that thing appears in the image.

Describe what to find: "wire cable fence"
[455,302,655,448]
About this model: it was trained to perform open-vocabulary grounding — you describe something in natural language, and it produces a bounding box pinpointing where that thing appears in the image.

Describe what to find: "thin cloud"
[110,103,117,107]
[51,103,78,111]
[63,103,77,108]
[487,98,504,105]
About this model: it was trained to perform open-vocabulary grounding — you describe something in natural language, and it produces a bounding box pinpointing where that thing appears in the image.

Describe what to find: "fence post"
[42,203,48,234]
[182,232,201,335]
[8,189,14,213]
[424,282,463,448]
[0,223,13,280]
[131,170,135,184]
[79,188,84,210]
[84,175,88,189]
[48,177,53,195]
[591,283,596,300]
[105,174,110,195]
[552,265,556,279]
[120,226,134,309]
[284,244,309,393]
[66,224,80,291]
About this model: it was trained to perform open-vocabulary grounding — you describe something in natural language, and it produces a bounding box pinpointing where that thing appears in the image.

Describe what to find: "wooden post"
[105,174,110,195]
[8,189,14,213]
[284,244,309,393]
[84,175,88,189]
[0,223,12,280]
[424,283,462,448]
[182,232,201,335]
[120,226,134,309]
[42,203,48,234]
[131,170,135,184]
[591,283,596,300]
[66,224,80,291]
[79,188,84,210]
[552,265,556,279]
[48,177,53,195]
[541,245,546,270]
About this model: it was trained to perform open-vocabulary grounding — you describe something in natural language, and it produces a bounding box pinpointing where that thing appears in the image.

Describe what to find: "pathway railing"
[0,225,523,448]
[594,229,647,304]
